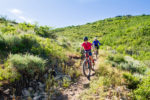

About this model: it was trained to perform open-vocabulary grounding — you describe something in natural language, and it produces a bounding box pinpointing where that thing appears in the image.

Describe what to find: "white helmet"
[94,37,97,40]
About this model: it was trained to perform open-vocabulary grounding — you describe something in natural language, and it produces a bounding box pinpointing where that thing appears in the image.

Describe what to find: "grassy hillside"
[49,15,150,99]
[0,16,80,98]
[0,15,150,99]
[51,15,150,61]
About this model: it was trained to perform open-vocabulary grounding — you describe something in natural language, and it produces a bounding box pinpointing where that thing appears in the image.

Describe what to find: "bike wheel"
[96,50,98,59]
[83,60,91,77]
[91,63,95,71]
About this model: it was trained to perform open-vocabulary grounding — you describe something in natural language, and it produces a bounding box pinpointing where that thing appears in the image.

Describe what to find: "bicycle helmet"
[84,36,88,41]
[94,37,97,40]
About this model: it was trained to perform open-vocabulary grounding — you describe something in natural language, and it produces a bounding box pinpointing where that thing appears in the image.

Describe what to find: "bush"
[123,73,140,89]
[0,65,20,82]
[0,34,67,65]
[107,54,147,74]
[2,34,22,52]
[6,54,46,75]
[124,56,147,74]
[34,26,56,38]
[113,54,125,63]
[107,54,125,64]
[134,72,150,99]
[96,64,123,86]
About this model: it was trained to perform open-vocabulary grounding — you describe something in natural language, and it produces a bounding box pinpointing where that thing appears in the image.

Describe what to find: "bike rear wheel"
[96,49,98,59]
[83,60,91,77]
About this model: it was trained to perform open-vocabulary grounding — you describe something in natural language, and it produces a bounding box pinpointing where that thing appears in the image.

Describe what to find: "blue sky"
[0,0,150,28]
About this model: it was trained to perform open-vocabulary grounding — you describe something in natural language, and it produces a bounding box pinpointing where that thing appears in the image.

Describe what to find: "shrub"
[96,64,123,86]
[34,26,56,38]
[0,65,20,82]
[123,72,140,89]
[134,72,150,99]
[2,34,22,52]
[0,34,67,65]
[6,54,46,75]
[113,54,125,63]
[124,56,147,74]
[107,54,147,74]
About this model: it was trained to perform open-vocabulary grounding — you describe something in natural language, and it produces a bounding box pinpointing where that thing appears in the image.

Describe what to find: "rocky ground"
[54,58,99,100]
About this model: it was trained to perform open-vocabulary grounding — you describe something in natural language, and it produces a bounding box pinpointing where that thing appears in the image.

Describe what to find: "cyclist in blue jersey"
[92,37,101,55]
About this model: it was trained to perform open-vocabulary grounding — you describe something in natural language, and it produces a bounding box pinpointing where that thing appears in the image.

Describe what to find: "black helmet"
[84,36,88,41]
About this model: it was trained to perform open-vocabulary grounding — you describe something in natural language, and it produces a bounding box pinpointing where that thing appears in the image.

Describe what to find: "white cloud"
[8,8,34,23]
[18,16,34,23]
[9,8,22,15]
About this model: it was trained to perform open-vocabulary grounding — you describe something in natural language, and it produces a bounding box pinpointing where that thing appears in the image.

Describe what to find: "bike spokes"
[83,60,91,77]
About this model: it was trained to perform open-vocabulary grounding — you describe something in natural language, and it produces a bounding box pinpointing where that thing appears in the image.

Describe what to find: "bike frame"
[85,52,92,67]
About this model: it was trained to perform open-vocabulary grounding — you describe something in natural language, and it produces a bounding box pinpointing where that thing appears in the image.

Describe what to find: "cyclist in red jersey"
[80,36,95,65]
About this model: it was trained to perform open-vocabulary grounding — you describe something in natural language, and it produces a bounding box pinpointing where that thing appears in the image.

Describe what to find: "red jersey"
[82,42,92,50]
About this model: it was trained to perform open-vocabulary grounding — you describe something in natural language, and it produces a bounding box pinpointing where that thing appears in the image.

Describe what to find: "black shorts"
[94,45,99,49]
[85,50,92,56]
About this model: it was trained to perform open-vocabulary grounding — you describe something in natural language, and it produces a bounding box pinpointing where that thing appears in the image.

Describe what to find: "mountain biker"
[92,37,101,54]
[80,36,95,65]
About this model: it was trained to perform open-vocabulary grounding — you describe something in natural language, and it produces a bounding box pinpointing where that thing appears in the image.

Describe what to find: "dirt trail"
[58,57,100,100]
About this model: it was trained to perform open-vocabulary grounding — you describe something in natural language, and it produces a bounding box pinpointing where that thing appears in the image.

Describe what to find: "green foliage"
[0,16,7,22]
[0,34,22,53]
[1,25,16,34]
[18,23,35,32]
[96,64,123,86]
[0,33,67,63]
[62,77,71,88]
[123,72,140,89]
[113,54,125,63]
[0,65,20,82]
[50,15,150,60]
[0,34,36,53]
[6,54,46,75]
[107,54,147,74]
[34,25,56,38]
[133,72,150,100]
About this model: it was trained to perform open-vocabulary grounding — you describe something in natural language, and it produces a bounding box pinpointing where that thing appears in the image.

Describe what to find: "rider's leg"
[85,53,88,64]
[89,51,95,64]
[97,46,99,54]
[89,56,94,64]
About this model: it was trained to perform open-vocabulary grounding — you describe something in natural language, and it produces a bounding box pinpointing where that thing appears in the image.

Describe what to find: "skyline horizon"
[1,13,149,28]
[0,0,150,28]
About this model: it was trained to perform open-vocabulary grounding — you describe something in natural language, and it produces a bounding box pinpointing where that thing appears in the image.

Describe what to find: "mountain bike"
[93,45,99,59]
[82,51,94,77]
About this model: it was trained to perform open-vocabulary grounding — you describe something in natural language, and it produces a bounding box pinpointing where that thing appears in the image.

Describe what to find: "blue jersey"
[92,40,101,46]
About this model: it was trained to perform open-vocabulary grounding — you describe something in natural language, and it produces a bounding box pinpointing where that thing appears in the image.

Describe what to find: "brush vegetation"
[0,15,150,99]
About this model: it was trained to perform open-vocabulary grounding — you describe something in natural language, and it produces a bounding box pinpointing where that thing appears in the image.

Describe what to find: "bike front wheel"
[83,60,91,77]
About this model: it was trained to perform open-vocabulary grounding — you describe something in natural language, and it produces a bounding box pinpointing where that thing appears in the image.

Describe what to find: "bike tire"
[91,63,95,71]
[96,50,98,59]
[83,60,91,77]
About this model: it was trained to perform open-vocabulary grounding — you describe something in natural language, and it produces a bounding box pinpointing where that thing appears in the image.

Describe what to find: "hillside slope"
[0,15,150,99]
[51,15,150,61]
[0,17,80,99]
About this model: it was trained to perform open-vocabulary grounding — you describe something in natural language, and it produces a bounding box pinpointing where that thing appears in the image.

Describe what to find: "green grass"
[50,15,150,61]
[134,72,150,100]
[79,50,130,100]
[6,54,46,75]
[0,15,150,99]
[107,54,147,74]
[0,54,47,82]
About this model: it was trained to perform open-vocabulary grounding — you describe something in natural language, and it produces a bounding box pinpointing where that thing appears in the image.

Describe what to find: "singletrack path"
[57,56,100,100]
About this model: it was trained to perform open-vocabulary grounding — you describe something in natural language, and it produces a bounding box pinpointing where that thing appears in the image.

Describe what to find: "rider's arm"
[80,44,84,52]
[92,41,95,47]
[92,41,94,45]
[80,46,83,52]
[98,41,101,45]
